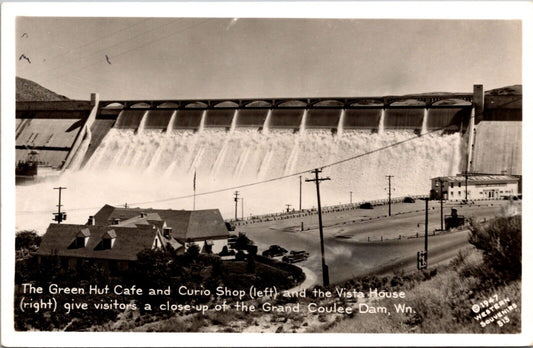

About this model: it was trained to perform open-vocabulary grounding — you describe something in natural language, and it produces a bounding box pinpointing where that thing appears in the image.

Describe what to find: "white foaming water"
[421,108,428,134]
[16,127,462,234]
[262,110,272,134]
[337,109,345,137]
[136,111,149,133]
[378,109,385,134]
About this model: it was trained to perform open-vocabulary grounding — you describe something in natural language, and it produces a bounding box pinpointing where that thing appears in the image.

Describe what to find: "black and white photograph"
[2,2,531,346]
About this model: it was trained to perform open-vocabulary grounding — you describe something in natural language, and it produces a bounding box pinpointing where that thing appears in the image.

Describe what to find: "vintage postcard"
[2,2,532,347]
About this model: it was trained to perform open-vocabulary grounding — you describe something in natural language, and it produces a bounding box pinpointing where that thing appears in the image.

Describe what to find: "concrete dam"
[15,84,522,232]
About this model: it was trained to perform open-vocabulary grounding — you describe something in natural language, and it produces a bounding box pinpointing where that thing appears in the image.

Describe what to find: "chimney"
[140,212,147,218]
[87,216,95,226]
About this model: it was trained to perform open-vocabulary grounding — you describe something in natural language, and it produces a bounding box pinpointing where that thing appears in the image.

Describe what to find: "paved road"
[240,200,520,285]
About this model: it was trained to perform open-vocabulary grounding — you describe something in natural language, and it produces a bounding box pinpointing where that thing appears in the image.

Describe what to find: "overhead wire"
[16,124,459,213]
[28,18,152,77]
[30,18,173,79]
[114,124,457,207]
[43,19,211,83]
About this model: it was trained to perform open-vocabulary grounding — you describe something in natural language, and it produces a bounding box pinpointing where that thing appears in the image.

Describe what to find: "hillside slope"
[16,77,69,101]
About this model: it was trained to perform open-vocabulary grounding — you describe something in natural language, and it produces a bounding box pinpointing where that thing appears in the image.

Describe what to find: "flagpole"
[193,169,196,211]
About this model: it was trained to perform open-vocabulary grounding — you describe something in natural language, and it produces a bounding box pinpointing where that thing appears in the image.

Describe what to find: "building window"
[458,182,461,188]
[458,191,461,196]
[76,237,86,248]
[101,230,116,249]
[451,183,454,188]
[103,238,112,249]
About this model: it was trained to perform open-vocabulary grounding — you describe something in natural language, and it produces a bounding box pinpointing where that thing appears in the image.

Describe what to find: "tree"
[234,232,252,251]
[15,230,41,250]
[186,243,200,257]
[469,215,521,282]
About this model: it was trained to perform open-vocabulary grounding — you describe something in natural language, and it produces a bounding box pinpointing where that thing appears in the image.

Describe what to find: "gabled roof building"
[36,205,229,272]
[93,205,229,253]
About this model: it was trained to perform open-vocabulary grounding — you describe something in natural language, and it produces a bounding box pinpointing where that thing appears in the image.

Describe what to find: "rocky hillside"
[16,77,69,101]
[486,85,521,96]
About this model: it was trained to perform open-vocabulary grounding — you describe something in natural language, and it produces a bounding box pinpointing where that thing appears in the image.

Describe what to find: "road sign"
[417,250,427,270]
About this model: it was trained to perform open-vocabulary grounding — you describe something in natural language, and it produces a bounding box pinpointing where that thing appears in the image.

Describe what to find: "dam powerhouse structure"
[16,84,521,175]
[15,84,521,228]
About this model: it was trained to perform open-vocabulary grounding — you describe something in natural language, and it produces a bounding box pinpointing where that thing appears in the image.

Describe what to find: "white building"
[430,174,520,201]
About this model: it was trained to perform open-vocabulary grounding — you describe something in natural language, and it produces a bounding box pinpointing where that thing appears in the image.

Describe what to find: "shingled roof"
[93,205,228,242]
[36,224,167,261]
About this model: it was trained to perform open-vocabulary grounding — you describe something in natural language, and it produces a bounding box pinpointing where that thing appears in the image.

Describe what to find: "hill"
[16,77,69,101]
[486,85,522,96]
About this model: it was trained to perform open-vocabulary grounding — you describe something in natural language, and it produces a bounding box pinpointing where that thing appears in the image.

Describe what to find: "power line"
[30,18,152,77]
[18,125,454,213]
[46,19,211,83]
[31,18,175,79]
[122,125,451,206]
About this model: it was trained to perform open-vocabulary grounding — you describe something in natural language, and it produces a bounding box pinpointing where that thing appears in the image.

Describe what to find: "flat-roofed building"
[430,174,520,201]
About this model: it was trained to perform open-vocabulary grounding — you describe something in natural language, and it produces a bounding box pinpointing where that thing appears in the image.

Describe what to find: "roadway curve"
[240,200,519,285]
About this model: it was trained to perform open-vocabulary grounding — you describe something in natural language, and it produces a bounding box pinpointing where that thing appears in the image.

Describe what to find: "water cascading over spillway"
[378,109,385,134]
[421,108,428,134]
[79,124,461,214]
[16,109,463,234]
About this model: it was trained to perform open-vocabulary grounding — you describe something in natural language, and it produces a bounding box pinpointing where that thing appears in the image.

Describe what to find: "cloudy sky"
[16,14,521,100]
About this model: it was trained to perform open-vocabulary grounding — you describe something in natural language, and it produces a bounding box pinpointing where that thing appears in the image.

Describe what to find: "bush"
[468,215,521,283]
[15,230,41,250]
[186,243,200,257]
[234,232,253,251]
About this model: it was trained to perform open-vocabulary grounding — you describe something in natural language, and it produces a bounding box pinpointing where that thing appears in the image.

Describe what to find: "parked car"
[359,202,373,209]
[403,196,416,203]
[282,250,309,263]
[262,245,288,258]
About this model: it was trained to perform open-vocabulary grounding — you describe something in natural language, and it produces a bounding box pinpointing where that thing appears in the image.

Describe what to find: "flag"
[193,169,196,191]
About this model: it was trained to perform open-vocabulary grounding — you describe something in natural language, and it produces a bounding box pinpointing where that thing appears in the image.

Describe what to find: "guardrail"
[229,195,429,226]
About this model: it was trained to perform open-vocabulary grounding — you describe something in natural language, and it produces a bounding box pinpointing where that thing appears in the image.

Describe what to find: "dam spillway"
[15,85,522,232]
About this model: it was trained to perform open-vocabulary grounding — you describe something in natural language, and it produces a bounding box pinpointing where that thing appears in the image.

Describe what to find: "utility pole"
[350,191,353,205]
[241,197,244,221]
[233,191,239,221]
[439,178,444,230]
[464,170,468,203]
[299,176,302,211]
[424,198,429,254]
[417,198,429,271]
[386,175,394,216]
[306,168,331,286]
[285,204,292,213]
[53,187,67,224]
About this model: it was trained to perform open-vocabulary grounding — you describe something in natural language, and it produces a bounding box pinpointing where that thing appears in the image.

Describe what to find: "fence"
[229,195,429,226]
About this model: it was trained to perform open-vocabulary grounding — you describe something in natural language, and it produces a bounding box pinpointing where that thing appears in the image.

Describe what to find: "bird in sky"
[21,33,28,38]
[105,55,112,65]
[19,54,31,64]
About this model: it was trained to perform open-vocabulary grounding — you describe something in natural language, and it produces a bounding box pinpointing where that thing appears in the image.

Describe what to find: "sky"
[15,16,522,101]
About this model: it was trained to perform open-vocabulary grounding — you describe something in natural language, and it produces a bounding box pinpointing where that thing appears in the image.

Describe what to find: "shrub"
[468,215,521,283]
[15,230,41,250]
[234,232,253,251]
[186,243,201,257]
